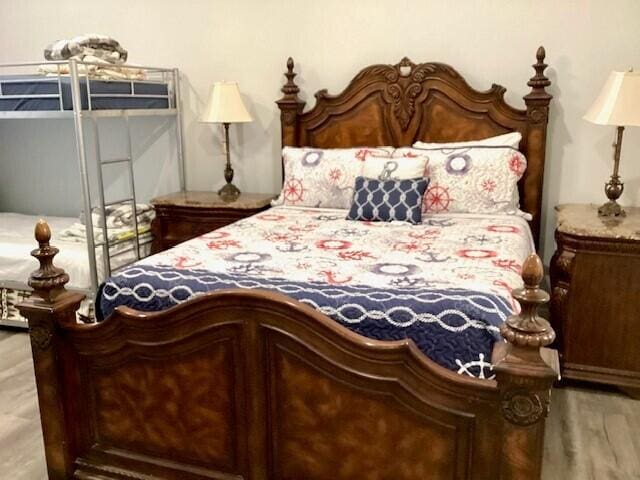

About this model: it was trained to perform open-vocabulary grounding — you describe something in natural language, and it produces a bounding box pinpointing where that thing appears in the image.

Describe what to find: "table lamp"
[201,81,253,201]
[584,69,640,217]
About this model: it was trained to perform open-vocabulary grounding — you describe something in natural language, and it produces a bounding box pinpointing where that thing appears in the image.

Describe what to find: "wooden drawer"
[150,191,274,254]
[159,219,219,246]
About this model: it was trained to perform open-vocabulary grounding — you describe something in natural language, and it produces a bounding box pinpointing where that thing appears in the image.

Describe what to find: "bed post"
[276,57,305,150]
[523,46,552,249]
[492,254,559,479]
[17,220,84,479]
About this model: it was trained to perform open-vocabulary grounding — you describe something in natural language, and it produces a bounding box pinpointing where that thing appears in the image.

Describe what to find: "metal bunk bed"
[0,59,185,327]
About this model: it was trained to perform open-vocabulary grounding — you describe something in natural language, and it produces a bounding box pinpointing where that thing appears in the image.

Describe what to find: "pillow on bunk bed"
[273,146,394,209]
[346,176,429,224]
[393,145,528,218]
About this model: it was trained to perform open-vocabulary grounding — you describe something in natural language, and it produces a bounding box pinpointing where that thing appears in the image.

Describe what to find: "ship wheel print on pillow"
[283,177,304,204]
[424,183,452,213]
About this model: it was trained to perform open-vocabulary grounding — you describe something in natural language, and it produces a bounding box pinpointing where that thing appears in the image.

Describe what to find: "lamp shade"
[584,70,640,126]
[201,81,252,123]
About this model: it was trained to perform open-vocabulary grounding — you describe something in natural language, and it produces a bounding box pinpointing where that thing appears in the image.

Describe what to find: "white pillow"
[413,131,521,150]
[393,146,528,217]
[273,147,394,209]
[362,155,428,180]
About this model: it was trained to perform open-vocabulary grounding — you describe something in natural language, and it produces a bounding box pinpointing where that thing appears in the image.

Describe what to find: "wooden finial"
[522,252,544,289]
[280,57,300,97]
[28,220,70,303]
[527,45,551,94]
[35,218,53,246]
[276,57,305,149]
[500,254,555,348]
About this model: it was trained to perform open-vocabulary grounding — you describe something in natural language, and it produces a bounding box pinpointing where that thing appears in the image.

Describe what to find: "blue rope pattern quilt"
[97,207,534,379]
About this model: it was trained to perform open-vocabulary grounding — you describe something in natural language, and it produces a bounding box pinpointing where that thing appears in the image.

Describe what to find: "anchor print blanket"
[97,206,534,378]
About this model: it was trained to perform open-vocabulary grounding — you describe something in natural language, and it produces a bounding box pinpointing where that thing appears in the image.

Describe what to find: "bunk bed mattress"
[98,206,534,378]
[0,212,149,291]
[0,75,169,111]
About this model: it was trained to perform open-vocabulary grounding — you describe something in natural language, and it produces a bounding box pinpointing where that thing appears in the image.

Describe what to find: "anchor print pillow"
[362,155,429,180]
[273,147,394,209]
[393,146,528,217]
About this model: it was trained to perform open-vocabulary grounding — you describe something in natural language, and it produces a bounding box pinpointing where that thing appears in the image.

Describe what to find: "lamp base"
[218,182,241,202]
[598,200,625,218]
[598,174,625,218]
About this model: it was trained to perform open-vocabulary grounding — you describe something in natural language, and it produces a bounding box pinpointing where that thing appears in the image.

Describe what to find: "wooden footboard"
[19,221,559,480]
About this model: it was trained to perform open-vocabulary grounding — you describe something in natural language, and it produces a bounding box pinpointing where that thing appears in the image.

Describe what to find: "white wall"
[1,0,639,261]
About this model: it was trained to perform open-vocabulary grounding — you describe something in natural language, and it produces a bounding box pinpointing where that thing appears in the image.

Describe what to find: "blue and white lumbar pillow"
[346,176,430,224]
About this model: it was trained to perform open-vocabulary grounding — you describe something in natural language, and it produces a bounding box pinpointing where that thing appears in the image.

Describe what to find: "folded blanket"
[45,34,128,63]
[59,202,155,245]
[41,34,145,81]
[80,203,155,229]
[59,223,153,245]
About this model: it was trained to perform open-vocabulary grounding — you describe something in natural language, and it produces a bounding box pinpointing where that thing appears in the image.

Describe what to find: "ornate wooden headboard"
[276,47,552,248]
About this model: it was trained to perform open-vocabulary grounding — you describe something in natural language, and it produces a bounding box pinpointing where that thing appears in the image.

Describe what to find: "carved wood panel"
[416,94,514,143]
[70,322,249,479]
[90,343,236,468]
[304,97,392,148]
[264,335,475,480]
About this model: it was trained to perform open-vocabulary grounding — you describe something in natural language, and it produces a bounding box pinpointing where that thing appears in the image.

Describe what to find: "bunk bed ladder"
[91,115,142,278]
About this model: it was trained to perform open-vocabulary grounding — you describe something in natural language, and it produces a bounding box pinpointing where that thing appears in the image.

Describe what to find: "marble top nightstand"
[551,203,640,398]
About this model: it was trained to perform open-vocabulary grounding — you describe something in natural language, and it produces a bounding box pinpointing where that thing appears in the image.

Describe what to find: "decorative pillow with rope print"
[346,176,430,224]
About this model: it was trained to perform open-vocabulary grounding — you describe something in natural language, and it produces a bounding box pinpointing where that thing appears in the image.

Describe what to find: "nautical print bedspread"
[97,206,534,378]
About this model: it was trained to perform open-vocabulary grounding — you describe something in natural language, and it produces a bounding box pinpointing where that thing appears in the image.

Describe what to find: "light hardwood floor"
[1,330,639,479]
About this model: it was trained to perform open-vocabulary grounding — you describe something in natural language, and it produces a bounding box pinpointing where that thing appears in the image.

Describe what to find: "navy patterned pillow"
[346,176,430,224]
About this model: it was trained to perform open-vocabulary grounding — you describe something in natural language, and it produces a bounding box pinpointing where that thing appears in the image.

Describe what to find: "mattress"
[0,75,169,111]
[0,212,150,291]
[98,206,534,378]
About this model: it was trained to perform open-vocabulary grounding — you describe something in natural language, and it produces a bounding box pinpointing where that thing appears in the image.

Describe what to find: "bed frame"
[20,47,557,480]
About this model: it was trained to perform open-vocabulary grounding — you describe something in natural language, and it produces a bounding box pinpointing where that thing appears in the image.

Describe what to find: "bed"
[19,47,557,479]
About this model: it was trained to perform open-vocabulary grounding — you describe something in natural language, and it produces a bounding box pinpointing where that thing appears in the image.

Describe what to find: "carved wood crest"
[357,58,460,131]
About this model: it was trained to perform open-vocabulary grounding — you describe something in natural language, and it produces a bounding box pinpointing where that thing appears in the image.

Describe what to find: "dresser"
[151,191,274,253]
[550,203,640,398]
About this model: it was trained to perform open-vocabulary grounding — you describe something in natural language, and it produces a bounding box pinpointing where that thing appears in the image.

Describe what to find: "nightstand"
[550,203,640,398]
[151,191,274,253]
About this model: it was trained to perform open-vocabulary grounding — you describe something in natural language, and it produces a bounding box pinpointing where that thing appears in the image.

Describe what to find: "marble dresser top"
[556,203,640,241]
[151,191,276,210]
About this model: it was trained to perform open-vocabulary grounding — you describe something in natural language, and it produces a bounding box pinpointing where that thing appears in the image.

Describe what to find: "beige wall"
[1,0,640,261]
